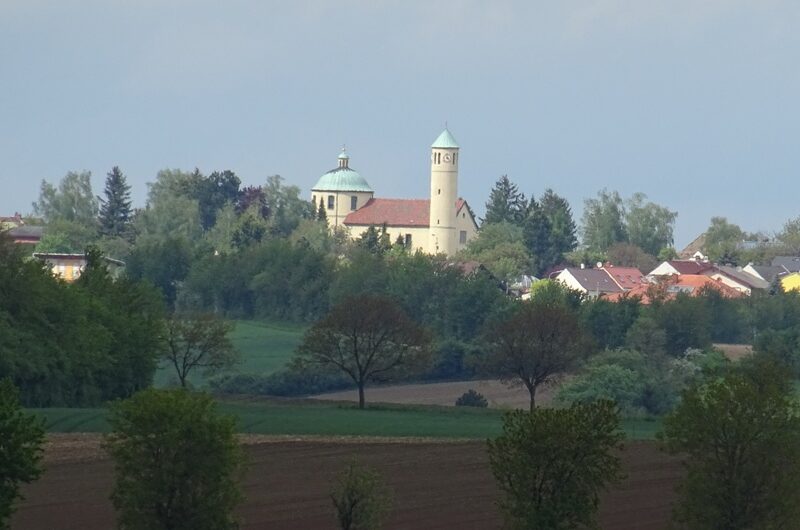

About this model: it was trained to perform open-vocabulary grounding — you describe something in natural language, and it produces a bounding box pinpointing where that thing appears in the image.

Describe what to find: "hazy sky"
[2,0,799,247]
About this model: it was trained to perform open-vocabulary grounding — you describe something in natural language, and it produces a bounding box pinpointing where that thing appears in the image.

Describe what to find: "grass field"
[153,320,306,388]
[28,400,663,440]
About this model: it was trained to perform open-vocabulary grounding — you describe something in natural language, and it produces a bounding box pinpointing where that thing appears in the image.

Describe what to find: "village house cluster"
[549,256,800,302]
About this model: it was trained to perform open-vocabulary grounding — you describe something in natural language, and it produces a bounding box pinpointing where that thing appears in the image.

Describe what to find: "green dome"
[312,151,373,193]
[432,128,459,149]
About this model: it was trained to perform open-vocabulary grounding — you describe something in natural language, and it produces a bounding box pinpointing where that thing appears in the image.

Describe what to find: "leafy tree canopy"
[488,401,625,530]
[105,389,244,530]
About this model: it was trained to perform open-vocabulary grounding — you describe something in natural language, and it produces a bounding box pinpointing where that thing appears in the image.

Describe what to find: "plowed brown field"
[12,434,682,530]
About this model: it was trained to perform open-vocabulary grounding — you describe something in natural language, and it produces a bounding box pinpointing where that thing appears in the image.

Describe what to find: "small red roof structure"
[344,198,468,228]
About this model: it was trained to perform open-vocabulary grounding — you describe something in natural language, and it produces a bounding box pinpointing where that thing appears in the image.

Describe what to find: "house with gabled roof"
[648,259,714,277]
[706,265,769,295]
[554,267,624,297]
[310,130,479,256]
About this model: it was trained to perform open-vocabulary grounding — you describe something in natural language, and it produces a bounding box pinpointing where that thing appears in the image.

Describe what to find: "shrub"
[331,461,392,530]
[208,369,352,397]
[455,389,488,408]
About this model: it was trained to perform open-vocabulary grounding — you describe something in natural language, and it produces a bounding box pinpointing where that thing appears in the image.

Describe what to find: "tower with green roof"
[429,128,460,255]
[311,148,374,227]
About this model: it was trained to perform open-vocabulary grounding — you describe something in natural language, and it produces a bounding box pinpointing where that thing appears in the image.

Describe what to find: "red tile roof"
[344,198,468,228]
[601,265,646,290]
[605,274,743,304]
[666,260,714,275]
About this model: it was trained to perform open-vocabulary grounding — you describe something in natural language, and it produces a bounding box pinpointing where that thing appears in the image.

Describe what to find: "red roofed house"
[606,274,744,304]
[310,130,478,255]
[648,259,715,277]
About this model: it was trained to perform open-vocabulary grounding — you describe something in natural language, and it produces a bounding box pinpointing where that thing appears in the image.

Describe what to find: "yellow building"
[33,253,125,282]
[310,129,478,256]
[780,272,800,292]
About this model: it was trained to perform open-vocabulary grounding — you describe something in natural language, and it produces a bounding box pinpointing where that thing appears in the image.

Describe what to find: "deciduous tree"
[105,389,244,530]
[581,189,627,253]
[487,401,625,530]
[294,295,431,408]
[624,193,677,256]
[162,315,238,388]
[482,293,588,410]
[0,379,45,527]
[660,360,800,529]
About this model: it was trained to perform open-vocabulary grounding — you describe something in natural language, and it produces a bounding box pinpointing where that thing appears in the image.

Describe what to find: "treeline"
[0,240,164,406]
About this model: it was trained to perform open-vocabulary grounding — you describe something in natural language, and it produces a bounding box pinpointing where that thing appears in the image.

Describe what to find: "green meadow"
[153,320,306,388]
[30,400,662,440]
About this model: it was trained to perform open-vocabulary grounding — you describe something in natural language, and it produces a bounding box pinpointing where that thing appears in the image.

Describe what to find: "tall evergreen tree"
[523,200,554,276]
[483,175,527,226]
[98,166,133,239]
[317,197,328,223]
[539,189,577,260]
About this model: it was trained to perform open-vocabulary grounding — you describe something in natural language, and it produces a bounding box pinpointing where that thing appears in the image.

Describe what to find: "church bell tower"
[429,128,459,256]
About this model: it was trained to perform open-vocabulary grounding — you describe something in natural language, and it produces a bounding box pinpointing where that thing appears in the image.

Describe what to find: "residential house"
[1,213,43,245]
[705,265,769,295]
[33,253,125,282]
[554,267,623,297]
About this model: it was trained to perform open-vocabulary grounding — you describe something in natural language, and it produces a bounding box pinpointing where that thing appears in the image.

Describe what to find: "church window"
[437,189,441,195]
[460,230,467,244]
[437,219,440,225]
[350,196,358,210]
[436,153,441,164]
[312,194,316,204]
[453,153,457,164]
[404,234,412,248]
[327,195,334,209]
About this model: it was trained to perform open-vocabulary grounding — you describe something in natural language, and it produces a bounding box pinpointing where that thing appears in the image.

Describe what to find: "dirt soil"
[13,434,682,530]
[312,379,558,408]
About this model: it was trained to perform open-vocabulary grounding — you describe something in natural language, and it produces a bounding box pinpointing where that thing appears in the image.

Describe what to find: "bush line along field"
[29,400,662,440]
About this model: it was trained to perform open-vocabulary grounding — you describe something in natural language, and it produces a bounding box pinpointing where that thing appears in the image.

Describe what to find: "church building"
[310,129,478,256]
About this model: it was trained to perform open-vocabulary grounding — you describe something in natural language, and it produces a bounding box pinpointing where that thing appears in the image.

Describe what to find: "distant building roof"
[431,128,459,149]
[772,256,800,273]
[5,224,43,244]
[652,260,714,276]
[679,233,706,259]
[33,252,125,267]
[344,198,468,228]
[748,264,786,282]
[312,150,373,193]
[601,265,646,291]
[560,268,624,294]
